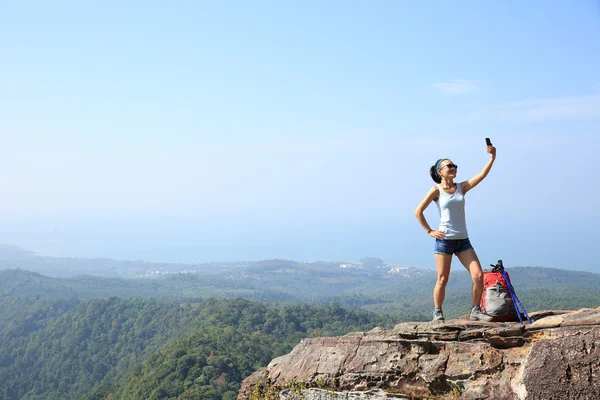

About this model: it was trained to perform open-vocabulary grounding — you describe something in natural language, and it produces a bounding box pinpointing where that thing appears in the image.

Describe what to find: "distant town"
[138,260,425,279]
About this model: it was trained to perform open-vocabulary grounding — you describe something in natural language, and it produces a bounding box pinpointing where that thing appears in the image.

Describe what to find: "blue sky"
[1,1,599,271]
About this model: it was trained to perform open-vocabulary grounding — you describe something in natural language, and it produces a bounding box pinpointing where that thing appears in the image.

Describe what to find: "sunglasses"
[440,163,458,170]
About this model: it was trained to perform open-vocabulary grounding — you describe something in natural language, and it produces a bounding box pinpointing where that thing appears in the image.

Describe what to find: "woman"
[414,144,496,322]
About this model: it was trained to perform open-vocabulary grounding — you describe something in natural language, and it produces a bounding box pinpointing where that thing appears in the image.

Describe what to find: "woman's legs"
[434,253,453,308]
[456,248,483,305]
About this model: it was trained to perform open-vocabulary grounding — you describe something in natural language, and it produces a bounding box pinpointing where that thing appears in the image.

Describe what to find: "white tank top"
[435,182,468,239]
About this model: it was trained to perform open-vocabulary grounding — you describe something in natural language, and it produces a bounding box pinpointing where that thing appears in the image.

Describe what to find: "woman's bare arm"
[462,146,496,194]
[414,186,446,239]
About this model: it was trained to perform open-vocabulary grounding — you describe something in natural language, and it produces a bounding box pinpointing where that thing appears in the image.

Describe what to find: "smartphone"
[485,138,492,146]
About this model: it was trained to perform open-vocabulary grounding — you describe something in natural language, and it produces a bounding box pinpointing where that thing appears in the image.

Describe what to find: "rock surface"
[238,308,600,400]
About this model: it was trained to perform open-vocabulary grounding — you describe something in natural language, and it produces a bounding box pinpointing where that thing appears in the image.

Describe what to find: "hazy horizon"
[1,2,598,273]
[1,235,596,274]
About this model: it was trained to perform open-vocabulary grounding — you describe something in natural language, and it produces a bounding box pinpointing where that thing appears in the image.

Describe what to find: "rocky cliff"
[238,308,600,400]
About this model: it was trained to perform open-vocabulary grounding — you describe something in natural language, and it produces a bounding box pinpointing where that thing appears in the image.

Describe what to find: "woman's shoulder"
[429,185,440,201]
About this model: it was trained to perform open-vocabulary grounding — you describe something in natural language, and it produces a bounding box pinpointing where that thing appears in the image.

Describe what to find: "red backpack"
[480,269,516,322]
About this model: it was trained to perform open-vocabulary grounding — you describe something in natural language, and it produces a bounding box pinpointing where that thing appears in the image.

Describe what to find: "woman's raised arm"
[462,146,496,194]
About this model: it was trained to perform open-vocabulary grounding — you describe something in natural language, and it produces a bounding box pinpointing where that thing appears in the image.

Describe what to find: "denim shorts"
[434,238,473,255]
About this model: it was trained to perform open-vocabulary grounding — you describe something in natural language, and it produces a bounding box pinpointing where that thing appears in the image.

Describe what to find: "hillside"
[1,264,599,399]
[2,264,599,320]
[0,296,390,400]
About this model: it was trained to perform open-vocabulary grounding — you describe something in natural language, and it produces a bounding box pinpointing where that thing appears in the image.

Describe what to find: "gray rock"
[238,307,600,400]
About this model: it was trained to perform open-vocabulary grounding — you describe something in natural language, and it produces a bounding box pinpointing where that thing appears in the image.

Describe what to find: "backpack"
[480,269,516,322]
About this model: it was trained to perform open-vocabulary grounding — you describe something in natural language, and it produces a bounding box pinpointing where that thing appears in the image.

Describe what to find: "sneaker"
[470,306,493,322]
[432,308,445,322]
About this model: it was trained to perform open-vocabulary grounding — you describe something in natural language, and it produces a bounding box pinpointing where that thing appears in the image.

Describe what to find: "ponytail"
[430,159,446,183]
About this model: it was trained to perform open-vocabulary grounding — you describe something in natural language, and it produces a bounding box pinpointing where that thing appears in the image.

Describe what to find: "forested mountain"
[2,264,599,320]
[0,296,390,400]
[1,259,599,399]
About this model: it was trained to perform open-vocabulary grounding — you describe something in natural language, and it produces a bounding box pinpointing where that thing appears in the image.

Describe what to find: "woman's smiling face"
[438,160,458,180]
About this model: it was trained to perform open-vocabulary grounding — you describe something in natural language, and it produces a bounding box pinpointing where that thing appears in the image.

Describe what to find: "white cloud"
[465,95,600,123]
[432,79,480,94]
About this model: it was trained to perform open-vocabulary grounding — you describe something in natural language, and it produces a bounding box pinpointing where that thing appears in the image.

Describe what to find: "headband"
[434,159,447,178]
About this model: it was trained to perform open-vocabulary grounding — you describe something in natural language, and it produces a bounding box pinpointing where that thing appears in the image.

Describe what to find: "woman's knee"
[436,274,449,287]
[471,269,483,282]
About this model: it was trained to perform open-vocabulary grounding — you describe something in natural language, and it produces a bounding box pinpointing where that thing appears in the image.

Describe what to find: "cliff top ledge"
[239,307,600,400]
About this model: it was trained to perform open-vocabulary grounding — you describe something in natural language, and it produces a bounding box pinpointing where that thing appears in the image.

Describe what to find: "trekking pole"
[500,270,532,324]
[499,269,524,323]
[512,292,532,324]
[504,274,531,323]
